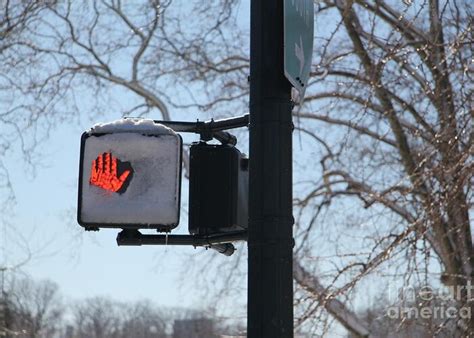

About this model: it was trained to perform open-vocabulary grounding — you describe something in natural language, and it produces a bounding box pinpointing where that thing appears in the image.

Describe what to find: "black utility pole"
[248,0,294,337]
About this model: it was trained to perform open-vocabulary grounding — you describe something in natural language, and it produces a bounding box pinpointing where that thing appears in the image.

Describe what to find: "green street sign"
[284,0,314,97]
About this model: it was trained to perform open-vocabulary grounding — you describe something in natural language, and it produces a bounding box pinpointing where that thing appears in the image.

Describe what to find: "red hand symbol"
[89,152,131,193]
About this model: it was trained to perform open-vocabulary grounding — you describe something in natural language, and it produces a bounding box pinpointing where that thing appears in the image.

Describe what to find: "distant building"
[173,318,217,338]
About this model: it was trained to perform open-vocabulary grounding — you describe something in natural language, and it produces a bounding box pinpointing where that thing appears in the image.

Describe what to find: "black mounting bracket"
[117,229,247,256]
[151,114,249,146]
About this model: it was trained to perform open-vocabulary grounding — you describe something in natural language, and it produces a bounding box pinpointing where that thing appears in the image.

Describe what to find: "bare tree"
[5,277,63,338]
[290,0,472,335]
[0,2,60,287]
[71,297,168,338]
[1,0,472,336]
[1,1,49,45]
[72,297,121,338]
[0,0,55,205]
[118,300,167,338]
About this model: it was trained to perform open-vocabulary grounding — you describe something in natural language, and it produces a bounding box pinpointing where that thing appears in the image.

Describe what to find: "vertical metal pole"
[248,0,294,337]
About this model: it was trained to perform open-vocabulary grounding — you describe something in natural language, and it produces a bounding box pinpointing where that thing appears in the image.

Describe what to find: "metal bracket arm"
[116,230,248,256]
[151,114,249,146]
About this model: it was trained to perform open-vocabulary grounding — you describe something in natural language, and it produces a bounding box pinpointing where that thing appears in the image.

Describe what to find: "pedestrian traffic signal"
[77,118,182,231]
[188,142,248,235]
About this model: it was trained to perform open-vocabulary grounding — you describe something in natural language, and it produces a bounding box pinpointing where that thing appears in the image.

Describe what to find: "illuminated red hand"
[89,152,131,193]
